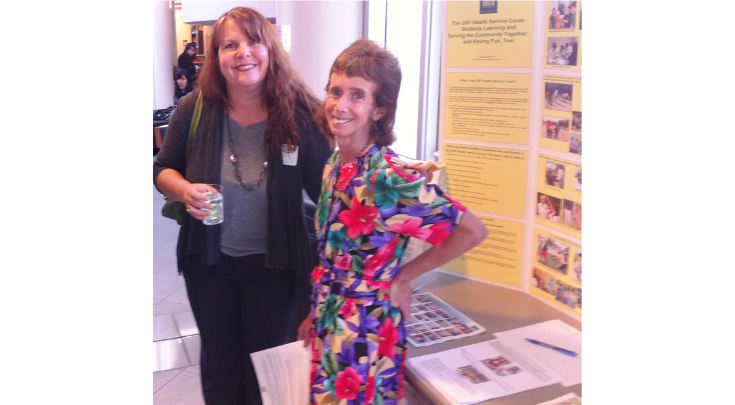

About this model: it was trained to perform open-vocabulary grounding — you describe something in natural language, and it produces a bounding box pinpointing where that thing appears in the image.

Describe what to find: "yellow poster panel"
[531,228,581,316]
[535,154,581,238]
[445,73,531,145]
[442,143,527,218]
[446,1,534,68]
[544,1,581,70]
[443,215,524,286]
[541,74,581,155]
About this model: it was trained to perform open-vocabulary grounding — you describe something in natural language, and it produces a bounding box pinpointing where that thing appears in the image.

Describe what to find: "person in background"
[298,39,488,405]
[153,7,332,405]
[173,70,194,106]
[177,42,198,82]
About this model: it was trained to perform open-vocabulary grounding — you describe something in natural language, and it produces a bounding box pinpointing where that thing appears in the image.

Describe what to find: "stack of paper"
[493,320,581,387]
[407,320,581,404]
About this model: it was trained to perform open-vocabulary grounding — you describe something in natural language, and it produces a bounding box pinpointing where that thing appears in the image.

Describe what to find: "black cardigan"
[153,89,333,300]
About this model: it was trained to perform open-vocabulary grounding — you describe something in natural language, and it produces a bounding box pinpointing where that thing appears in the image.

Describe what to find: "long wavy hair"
[197,7,321,153]
[316,39,401,147]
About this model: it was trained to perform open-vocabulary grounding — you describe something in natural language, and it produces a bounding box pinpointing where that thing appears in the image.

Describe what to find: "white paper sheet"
[250,341,311,405]
[493,320,581,387]
[408,339,562,404]
[535,392,582,405]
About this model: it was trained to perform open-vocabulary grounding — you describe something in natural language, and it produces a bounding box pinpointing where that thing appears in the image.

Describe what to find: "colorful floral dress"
[309,143,466,405]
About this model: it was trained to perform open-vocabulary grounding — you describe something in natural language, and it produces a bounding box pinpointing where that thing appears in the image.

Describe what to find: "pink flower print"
[366,279,392,291]
[338,196,380,240]
[425,221,452,247]
[383,154,420,183]
[311,266,326,283]
[443,192,467,212]
[377,316,399,358]
[387,217,432,240]
[365,375,376,403]
[363,236,400,278]
[337,162,357,191]
[334,367,363,400]
[333,254,353,271]
[339,297,357,318]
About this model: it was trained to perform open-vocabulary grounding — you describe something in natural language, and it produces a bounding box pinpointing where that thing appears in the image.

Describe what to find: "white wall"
[182,1,276,24]
[153,1,176,109]
[278,1,363,98]
[384,1,423,158]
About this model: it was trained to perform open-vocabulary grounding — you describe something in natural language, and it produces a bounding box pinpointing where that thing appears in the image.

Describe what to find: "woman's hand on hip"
[388,275,412,319]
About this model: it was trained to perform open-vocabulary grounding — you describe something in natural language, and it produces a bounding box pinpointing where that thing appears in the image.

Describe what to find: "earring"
[373,121,379,132]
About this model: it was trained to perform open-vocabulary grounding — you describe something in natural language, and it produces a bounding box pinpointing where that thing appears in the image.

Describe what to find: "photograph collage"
[543,81,581,156]
[533,266,581,312]
[405,293,484,347]
[537,188,580,235]
[532,228,581,314]
[546,1,581,68]
[455,354,523,385]
[537,156,581,233]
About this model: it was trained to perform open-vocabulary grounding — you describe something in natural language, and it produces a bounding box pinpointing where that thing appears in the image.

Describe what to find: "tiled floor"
[152,155,430,405]
[152,155,205,405]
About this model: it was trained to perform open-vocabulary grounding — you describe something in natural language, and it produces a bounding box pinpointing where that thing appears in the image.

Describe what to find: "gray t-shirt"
[219,116,269,257]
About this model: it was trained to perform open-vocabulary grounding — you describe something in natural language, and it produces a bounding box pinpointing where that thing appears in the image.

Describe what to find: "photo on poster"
[542,115,570,142]
[548,1,578,30]
[574,168,582,192]
[545,160,566,189]
[479,1,497,14]
[544,82,573,112]
[537,193,561,223]
[456,365,490,384]
[569,132,582,155]
[571,111,582,133]
[533,267,582,309]
[536,234,569,274]
[547,37,579,66]
[496,366,522,377]
[562,200,582,231]
[573,249,582,282]
[554,279,581,310]
[481,356,511,370]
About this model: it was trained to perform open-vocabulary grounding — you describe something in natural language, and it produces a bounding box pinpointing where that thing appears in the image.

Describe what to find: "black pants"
[183,254,297,405]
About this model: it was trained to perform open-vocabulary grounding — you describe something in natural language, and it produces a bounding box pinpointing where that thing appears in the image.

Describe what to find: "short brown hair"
[317,39,402,146]
[197,7,321,153]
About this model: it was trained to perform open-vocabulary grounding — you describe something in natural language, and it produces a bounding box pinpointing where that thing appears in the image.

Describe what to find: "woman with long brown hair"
[153,7,332,404]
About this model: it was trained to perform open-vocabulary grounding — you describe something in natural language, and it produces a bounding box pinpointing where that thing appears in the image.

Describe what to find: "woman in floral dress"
[298,39,487,405]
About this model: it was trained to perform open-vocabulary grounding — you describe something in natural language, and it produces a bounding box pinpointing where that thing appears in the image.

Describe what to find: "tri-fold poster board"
[437,1,582,319]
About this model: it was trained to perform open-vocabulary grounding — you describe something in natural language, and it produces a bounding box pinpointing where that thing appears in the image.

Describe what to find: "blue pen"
[525,338,578,357]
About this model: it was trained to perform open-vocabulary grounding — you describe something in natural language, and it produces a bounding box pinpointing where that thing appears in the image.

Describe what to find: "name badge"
[282,146,299,166]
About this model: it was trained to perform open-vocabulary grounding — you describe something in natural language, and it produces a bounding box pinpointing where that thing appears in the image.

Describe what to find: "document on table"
[493,320,581,387]
[406,292,486,347]
[408,339,562,404]
[250,341,311,405]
